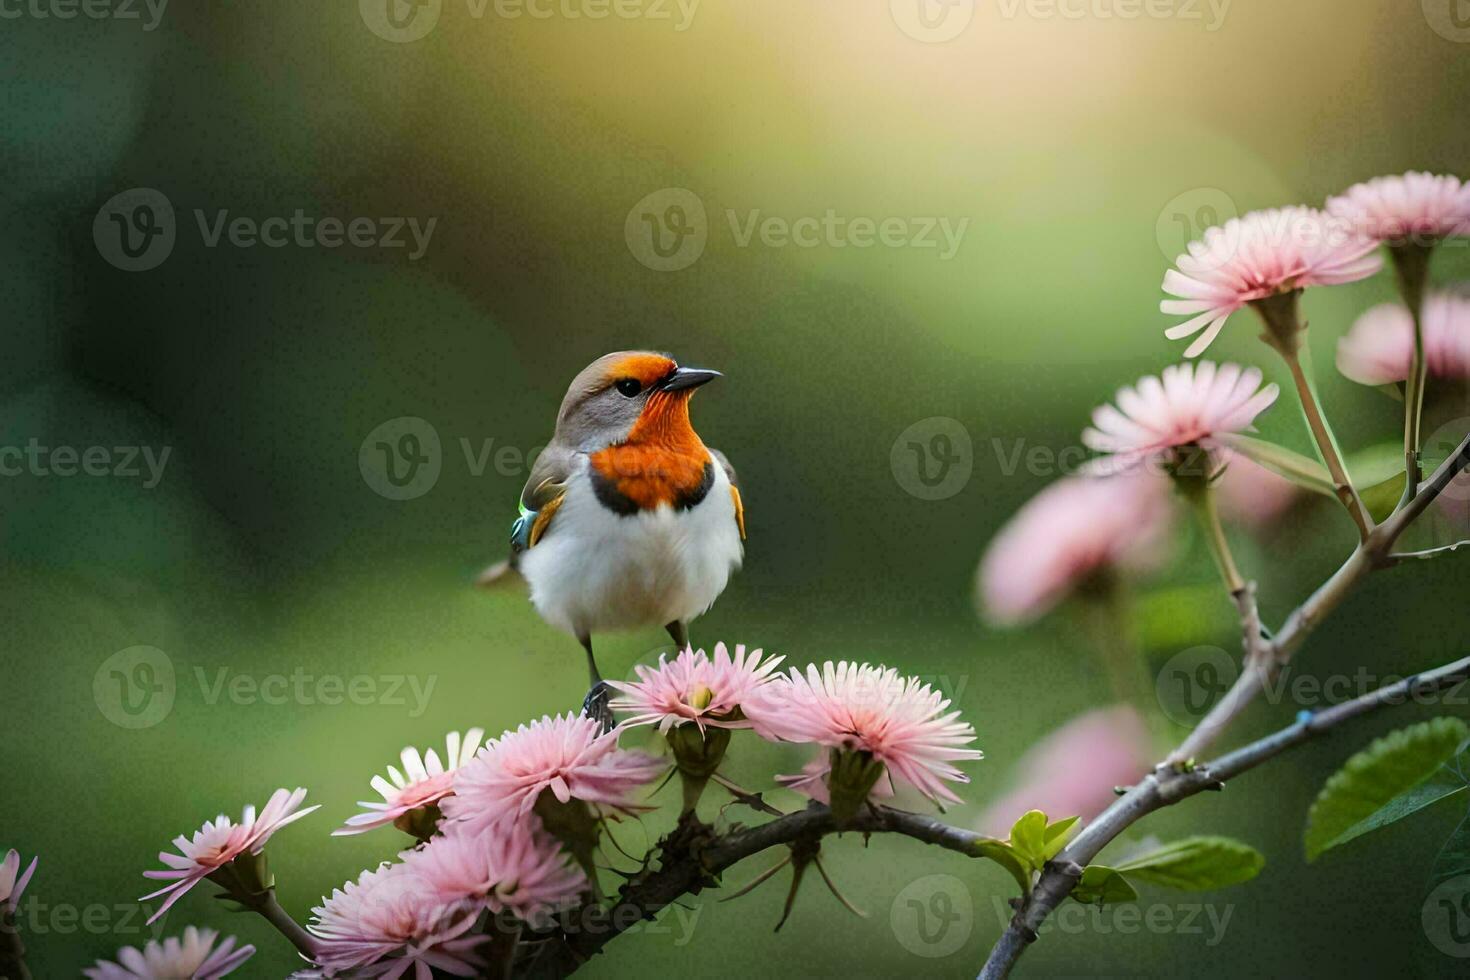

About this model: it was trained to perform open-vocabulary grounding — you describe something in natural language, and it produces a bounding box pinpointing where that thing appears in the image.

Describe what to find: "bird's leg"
[665,620,689,653]
[578,633,615,732]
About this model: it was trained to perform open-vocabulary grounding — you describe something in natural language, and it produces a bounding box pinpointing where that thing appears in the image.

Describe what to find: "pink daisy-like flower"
[83,926,255,980]
[308,862,486,979]
[608,643,784,733]
[401,826,585,928]
[1336,292,1470,386]
[1161,206,1382,357]
[977,705,1151,836]
[745,661,983,807]
[0,849,37,913]
[335,730,486,837]
[142,788,319,924]
[441,714,665,836]
[978,472,1174,625]
[1326,171,1470,245]
[1082,361,1280,476]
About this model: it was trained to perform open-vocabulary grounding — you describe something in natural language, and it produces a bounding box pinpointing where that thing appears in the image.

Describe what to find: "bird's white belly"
[519,464,743,637]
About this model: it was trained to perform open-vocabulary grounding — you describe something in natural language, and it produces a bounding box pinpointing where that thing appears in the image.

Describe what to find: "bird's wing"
[476,444,575,588]
[709,447,746,541]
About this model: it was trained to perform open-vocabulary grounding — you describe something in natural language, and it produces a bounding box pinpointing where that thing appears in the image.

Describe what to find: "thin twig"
[978,652,1470,980]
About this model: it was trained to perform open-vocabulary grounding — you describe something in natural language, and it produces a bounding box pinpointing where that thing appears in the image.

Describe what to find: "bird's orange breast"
[589,390,713,513]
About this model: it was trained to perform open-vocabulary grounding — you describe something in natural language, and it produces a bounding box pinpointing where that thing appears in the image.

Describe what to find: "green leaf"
[1305,717,1470,861]
[1071,865,1138,905]
[975,838,1032,895]
[1009,809,1048,867]
[1431,811,1470,887]
[1220,433,1335,498]
[1328,768,1467,852]
[1347,442,1407,523]
[1043,815,1081,860]
[1346,442,1407,487]
[1114,836,1264,891]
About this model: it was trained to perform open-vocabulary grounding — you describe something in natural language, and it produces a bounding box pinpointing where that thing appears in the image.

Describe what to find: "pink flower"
[335,730,486,837]
[608,643,784,733]
[1161,206,1382,357]
[141,788,319,924]
[441,714,665,836]
[308,863,486,979]
[1082,361,1280,476]
[1326,171,1470,244]
[978,473,1174,625]
[0,849,37,913]
[1336,292,1470,385]
[83,927,255,980]
[1215,454,1300,528]
[745,662,983,807]
[401,826,585,928]
[977,706,1152,836]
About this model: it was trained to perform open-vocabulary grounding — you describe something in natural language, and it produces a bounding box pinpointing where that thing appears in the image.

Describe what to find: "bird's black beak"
[660,366,721,392]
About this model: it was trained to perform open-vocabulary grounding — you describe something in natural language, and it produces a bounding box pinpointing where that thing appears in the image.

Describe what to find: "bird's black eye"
[614,378,642,397]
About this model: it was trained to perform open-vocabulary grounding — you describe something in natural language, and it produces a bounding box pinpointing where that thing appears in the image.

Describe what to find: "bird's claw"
[582,681,615,733]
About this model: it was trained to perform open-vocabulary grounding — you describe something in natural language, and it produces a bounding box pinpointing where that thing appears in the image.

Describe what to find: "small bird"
[480,351,745,727]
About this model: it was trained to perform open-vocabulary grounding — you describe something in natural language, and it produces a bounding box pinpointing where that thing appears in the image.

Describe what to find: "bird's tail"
[474,559,522,590]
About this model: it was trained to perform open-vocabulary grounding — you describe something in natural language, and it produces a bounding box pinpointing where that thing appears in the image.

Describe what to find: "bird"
[479,351,745,728]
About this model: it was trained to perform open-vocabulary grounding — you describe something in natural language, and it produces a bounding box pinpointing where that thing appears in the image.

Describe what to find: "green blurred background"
[4,1,1470,976]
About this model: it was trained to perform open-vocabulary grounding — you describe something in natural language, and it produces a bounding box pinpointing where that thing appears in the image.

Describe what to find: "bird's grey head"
[553,351,720,451]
